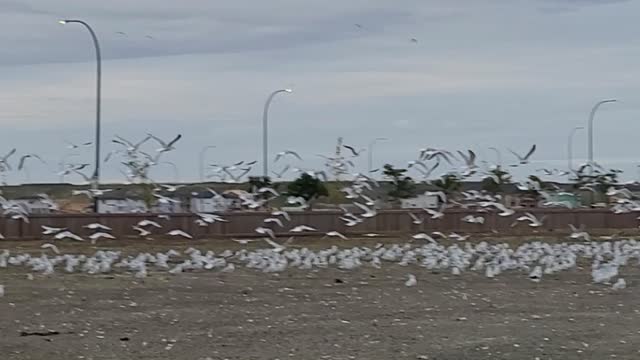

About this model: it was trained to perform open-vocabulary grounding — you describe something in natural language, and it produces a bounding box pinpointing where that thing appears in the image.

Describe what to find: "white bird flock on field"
[0,239,636,290]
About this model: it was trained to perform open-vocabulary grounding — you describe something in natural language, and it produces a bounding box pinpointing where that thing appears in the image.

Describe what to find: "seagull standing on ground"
[405,274,417,286]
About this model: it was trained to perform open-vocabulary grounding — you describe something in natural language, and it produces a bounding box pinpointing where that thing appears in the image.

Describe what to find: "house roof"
[11,195,50,201]
[95,189,144,200]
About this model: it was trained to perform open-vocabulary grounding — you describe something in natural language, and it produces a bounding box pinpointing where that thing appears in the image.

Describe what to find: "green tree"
[571,164,619,193]
[248,176,271,190]
[248,176,274,194]
[287,173,328,208]
[431,173,462,196]
[141,183,156,211]
[571,163,620,204]
[481,167,512,194]
[383,164,416,202]
[516,175,542,197]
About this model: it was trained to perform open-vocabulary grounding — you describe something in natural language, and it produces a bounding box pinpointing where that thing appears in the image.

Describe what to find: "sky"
[1,0,640,184]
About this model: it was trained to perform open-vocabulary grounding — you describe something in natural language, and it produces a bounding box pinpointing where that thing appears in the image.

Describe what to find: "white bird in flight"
[263,238,286,252]
[42,225,65,235]
[354,202,377,218]
[411,233,436,243]
[271,165,290,179]
[133,226,151,237]
[89,232,116,244]
[514,212,545,227]
[41,243,60,254]
[148,134,182,153]
[461,215,485,224]
[232,238,260,245]
[424,208,444,220]
[408,212,423,225]
[324,231,348,240]
[197,213,228,224]
[255,226,275,239]
[343,144,365,157]
[0,148,16,170]
[569,224,590,241]
[271,210,291,221]
[54,231,84,242]
[138,219,162,228]
[17,154,45,171]
[258,187,279,197]
[65,140,92,149]
[290,225,316,233]
[112,134,151,152]
[508,144,536,166]
[274,150,302,162]
[449,232,470,242]
[84,223,112,231]
[167,229,193,239]
[263,217,284,227]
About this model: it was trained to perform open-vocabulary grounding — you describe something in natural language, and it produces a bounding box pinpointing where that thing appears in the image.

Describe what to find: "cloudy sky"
[1,0,639,184]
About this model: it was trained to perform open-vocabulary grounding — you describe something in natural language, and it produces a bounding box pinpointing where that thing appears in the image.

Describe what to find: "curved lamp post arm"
[262,89,292,177]
[587,99,616,170]
[59,19,102,211]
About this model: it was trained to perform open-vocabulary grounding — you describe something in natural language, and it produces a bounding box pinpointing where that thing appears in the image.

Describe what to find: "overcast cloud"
[0,0,639,184]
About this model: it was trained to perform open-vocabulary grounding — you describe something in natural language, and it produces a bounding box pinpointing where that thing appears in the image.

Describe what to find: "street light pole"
[488,147,502,168]
[567,126,584,172]
[368,137,388,173]
[587,99,617,170]
[262,89,292,178]
[59,19,102,212]
[199,145,216,182]
[160,161,180,183]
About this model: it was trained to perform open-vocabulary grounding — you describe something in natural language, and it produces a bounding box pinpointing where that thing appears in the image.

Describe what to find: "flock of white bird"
[0,238,636,293]
[2,136,640,297]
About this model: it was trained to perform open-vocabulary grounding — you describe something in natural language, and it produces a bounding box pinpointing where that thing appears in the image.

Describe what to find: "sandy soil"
[1,237,640,360]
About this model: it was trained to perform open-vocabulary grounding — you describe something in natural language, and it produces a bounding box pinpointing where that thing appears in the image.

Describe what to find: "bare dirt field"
[1,237,640,360]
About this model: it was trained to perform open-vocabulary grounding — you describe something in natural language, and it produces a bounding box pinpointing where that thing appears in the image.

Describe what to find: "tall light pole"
[368,137,388,173]
[59,19,102,212]
[567,126,584,172]
[488,147,502,168]
[199,145,216,182]
[160,161,180,183]
[262,88,292,178]
[587,99,617,170]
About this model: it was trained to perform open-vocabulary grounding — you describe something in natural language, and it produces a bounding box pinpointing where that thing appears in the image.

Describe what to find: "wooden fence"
[0,208,637,240]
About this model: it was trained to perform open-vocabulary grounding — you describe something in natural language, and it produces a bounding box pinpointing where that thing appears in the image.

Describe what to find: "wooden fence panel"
[1,209,639,241]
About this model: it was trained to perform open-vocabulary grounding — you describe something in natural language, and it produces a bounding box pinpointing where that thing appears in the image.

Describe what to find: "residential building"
[189,191,232,213]
[9,196,57,214]
[400,193,440,209]
[97,192,147,214]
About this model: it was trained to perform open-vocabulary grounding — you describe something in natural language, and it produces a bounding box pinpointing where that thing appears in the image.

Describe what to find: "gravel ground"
[1,237,640,360]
